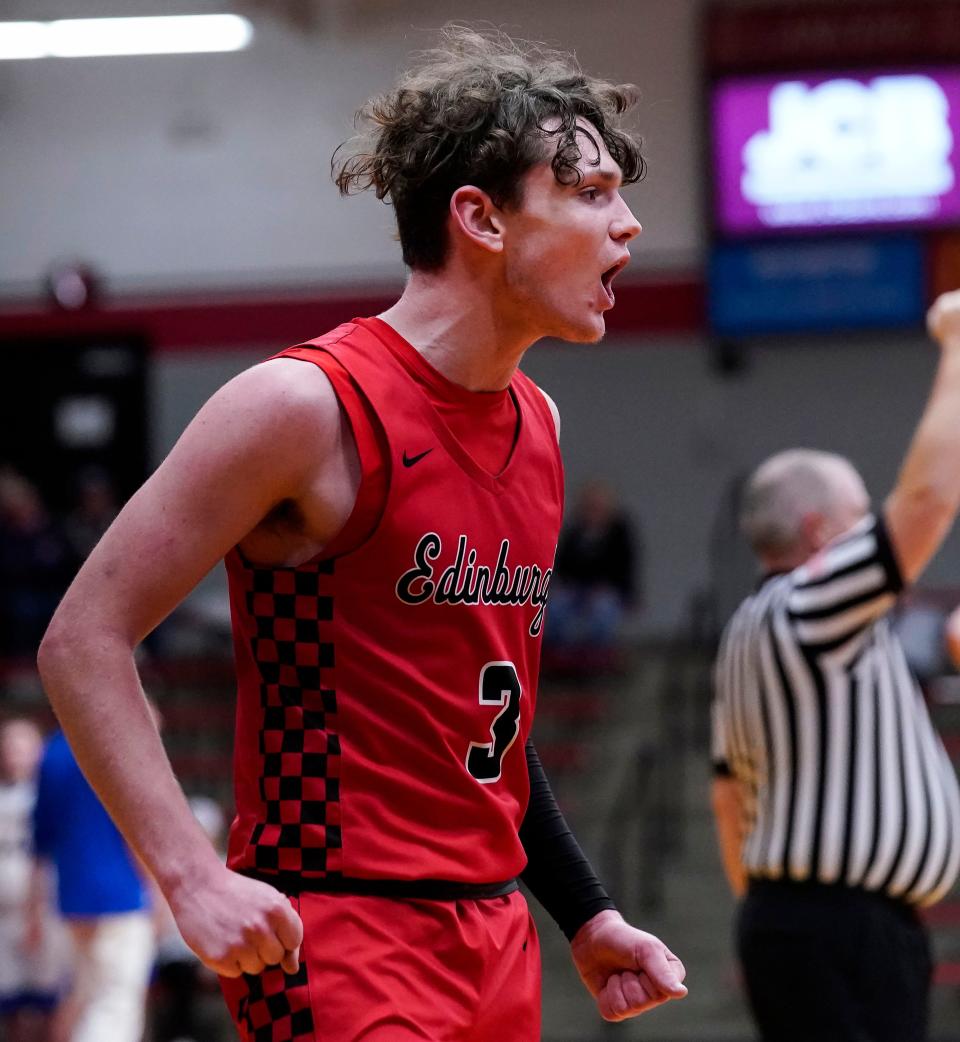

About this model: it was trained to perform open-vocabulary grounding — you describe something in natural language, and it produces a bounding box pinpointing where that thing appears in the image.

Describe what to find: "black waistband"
[747,877,917,920]
[240,870,519,901]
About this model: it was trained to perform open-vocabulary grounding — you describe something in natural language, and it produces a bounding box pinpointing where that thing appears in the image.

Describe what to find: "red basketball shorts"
[219,889,541,1042]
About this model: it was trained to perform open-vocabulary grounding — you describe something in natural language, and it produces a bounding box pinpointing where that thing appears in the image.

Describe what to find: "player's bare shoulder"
[215,356,343,456]
[181,356,348,497]
[221,357,361,565]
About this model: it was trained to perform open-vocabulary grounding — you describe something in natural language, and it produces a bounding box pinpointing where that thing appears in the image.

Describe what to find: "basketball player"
[37,27,686,1040]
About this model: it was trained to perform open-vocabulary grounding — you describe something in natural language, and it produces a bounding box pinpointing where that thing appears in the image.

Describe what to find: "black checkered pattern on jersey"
[246,562,343,876]
[236,962,314,1042]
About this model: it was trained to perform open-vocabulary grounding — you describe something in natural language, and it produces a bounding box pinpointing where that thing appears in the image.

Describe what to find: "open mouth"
[600,257,629,305]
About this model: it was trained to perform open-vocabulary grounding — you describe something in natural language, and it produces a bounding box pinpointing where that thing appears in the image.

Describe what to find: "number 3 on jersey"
[466,662,522,784]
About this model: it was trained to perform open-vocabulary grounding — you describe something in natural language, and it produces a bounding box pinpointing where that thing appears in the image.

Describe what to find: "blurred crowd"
[0,462,647,671]
[0,464,234,1042]
[0,467,118,662]
[544,479,642,673]
[0,712,230,1042]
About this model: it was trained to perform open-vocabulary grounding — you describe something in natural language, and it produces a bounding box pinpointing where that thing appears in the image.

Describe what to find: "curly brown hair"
[332,25,645,271]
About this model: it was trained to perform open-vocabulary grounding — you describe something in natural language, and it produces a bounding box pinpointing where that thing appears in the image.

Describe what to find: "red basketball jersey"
[225,319,564,884]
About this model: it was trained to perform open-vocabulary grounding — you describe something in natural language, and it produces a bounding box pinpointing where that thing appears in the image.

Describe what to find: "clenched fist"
[167,865,303,978]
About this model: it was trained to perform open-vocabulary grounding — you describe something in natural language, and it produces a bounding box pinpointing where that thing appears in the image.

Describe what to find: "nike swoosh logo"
[402,448,434,468]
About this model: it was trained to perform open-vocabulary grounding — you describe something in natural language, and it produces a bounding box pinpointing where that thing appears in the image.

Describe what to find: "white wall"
[0,0,703,295]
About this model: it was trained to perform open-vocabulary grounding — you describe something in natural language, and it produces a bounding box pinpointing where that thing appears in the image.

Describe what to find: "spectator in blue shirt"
[31,730,155,1042]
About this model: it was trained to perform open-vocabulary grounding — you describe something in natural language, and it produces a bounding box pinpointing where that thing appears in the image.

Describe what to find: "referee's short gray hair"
[740,449,858,557]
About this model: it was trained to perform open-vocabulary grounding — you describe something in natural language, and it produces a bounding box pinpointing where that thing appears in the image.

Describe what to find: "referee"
[711,290,960,1042]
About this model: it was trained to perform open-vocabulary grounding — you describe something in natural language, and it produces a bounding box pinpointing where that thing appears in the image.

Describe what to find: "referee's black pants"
[737,878,932,1042]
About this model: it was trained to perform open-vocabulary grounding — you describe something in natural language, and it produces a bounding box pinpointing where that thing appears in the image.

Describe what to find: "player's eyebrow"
[583,167,623,188]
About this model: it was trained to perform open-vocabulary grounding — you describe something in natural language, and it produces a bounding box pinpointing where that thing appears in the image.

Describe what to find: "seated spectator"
[0,718,66,1042]
[546,480,640,657]
[62,468,119,566]
[0,470,72,659]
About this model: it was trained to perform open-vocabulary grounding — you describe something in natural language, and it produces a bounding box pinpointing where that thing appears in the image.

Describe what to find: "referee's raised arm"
[885,289,960,583]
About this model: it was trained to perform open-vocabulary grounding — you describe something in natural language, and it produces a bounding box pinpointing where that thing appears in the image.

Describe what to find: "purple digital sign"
[712,68,960,236]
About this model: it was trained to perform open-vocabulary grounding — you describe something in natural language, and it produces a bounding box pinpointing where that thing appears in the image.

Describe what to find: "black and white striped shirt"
[712,514,960,906]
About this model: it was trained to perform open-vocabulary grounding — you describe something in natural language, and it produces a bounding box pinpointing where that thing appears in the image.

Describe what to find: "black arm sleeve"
[519,739,617,940]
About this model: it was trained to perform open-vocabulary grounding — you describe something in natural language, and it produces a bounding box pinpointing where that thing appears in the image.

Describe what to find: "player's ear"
[449,186,505,255]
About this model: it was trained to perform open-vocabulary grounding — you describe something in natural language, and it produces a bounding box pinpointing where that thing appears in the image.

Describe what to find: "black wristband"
[519,739,617,939]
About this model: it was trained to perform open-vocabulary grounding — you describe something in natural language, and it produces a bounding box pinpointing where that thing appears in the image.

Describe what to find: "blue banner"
[708,235,926,336]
